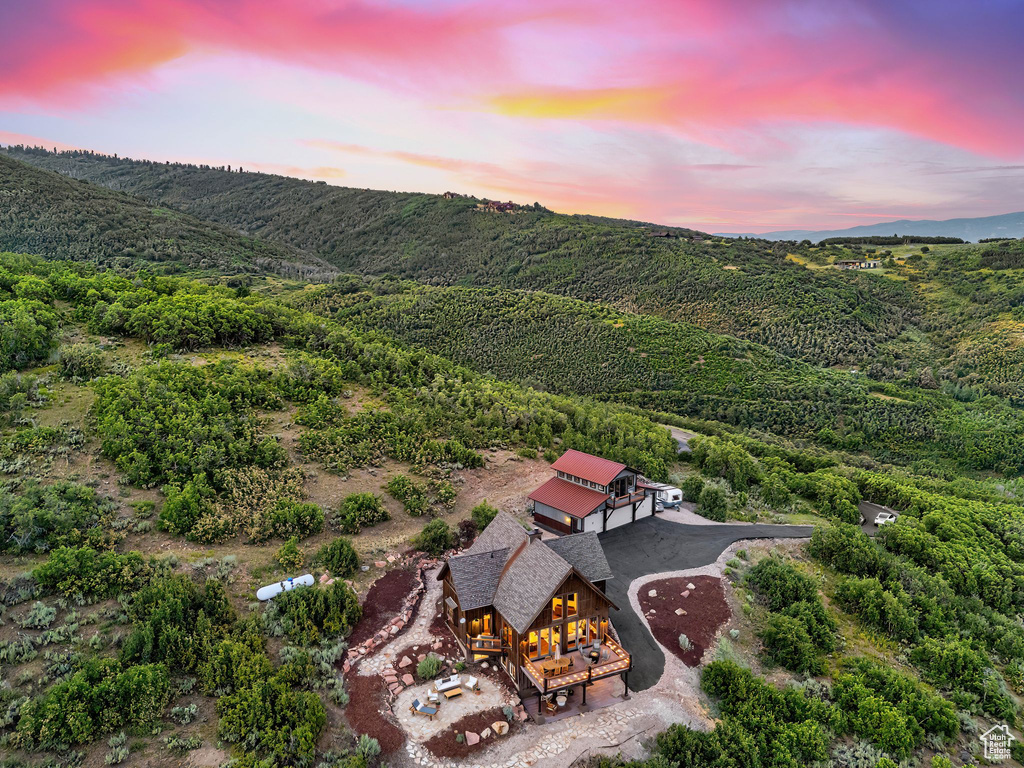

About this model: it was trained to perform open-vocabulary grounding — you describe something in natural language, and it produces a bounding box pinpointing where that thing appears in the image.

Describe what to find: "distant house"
[528,450,655,535]
[442,191,462,199]
[835,259,881,270]
[438,511,631,713]
[476,199,520,213]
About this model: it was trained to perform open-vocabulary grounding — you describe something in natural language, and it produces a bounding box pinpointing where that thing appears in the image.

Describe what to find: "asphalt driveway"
[598,516,814,692]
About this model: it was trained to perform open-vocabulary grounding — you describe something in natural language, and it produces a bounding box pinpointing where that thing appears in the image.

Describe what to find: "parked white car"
[874,511,897,526]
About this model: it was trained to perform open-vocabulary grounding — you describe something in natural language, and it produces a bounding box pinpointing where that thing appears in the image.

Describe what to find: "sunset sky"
[1,0,1022,232]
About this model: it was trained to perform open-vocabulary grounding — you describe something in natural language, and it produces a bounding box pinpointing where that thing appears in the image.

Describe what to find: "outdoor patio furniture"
[540,657,571,676]
[427,691,440,705]
[555,694,567,707]
[543,695,556,714]
[443,686,463,700]
[434,674,462,692]
[410,699,437,720]
[466,675,480,693]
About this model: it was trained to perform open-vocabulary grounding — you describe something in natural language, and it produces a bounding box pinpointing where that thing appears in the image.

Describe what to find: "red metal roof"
[550,449,626,486]
[528,477,609,519]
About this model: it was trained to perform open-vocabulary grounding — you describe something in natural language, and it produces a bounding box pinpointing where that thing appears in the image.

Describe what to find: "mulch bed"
[422,706,519,759]
[638,575,731,666]
[348,567,420,647]
[343,672,406,755]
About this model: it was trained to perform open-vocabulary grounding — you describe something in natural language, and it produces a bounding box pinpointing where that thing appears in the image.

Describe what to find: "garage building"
[529,449,655,535]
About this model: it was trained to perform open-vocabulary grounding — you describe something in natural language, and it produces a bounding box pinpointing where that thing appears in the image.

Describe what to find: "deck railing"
[607,492,646,509]
[522,637,631,693]
[469,635,503,653]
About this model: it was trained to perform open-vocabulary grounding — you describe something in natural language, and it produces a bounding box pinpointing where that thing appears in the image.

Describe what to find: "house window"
[527,631,539,659]
[552,596,564,620]
[566,619,581,649]
[567,593,578,617]
[502,625,511,648]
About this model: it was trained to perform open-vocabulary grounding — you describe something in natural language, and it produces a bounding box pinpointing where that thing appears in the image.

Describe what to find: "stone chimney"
[527,528,543,544]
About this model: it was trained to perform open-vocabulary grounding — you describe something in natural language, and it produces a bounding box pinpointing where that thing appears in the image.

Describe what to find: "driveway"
[598,516,814,692]
[858,501,898,537]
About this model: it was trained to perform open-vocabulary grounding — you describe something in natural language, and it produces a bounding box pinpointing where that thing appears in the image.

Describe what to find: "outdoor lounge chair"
[410,699,438,719]
[466,675,480,692]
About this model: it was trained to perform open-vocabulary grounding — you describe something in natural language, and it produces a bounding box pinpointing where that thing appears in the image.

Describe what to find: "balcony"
[607,492,646,509]
[468,634,504,655]
[520,635,631,694]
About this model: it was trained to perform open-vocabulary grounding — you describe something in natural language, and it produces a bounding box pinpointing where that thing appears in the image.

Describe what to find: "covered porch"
[521,672,628,723]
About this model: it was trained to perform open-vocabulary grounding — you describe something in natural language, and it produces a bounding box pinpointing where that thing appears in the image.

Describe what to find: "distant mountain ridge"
[719,211,1024,242]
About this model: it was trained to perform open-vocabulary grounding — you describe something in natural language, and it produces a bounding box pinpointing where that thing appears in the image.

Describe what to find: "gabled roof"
[444,547,510,611]
[545,533,613,583]
[465,511,529,555]
[492,539,571,634]
[439,511,618,634]
[528,476,608,518]
[551,449,627,486]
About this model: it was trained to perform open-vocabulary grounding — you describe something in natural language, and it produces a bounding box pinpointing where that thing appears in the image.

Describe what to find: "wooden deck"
[521,674,629,723]
[521,636,631,694]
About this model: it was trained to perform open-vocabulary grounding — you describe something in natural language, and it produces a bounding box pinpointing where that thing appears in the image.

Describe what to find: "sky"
[1,0,1022,232]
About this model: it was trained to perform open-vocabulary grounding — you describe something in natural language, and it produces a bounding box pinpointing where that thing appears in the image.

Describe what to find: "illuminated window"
[539,628,550,657]
[528,631,538,659]
[552,596,564,620]
[567,592,578,617]
[566,620,578,649]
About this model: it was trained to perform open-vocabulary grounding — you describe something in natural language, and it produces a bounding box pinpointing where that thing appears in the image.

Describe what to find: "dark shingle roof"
[465,511,528,556]
[492,541,571,634]
[545,533,613,583]
[442,511,616,634]
[445,547,510,611]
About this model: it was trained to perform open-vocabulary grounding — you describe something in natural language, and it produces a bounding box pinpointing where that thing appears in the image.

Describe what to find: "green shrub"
[276,537,304,570]
[746,557,818,612]
[265,581,361,646]
[696,485,727,521]
[414,518,455,555]
[58,343,104,381]
[15,658,170,749]
[679,476,704,502]
[387,474,429,516]
[271,499,325,540]
[121,575,235,671]
[758,613,822,674]
[417,653,443,679]
[471,500,499,530]
[336,492,389,534]
[317,537,359,578]
[33,546,150,601]
[0,480,118,554]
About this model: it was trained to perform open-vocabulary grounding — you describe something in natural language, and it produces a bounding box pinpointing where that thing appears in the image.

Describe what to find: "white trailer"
[648,483,682,508]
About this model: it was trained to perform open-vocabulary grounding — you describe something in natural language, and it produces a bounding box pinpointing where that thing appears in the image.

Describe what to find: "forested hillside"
[0,154,334,280]
[4,253,1024,767]
[287,278,1024,475]
[4,147,923,370]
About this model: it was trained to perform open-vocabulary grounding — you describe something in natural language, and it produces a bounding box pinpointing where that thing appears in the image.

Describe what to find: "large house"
[438,512,631,715]
[528,449,655,534]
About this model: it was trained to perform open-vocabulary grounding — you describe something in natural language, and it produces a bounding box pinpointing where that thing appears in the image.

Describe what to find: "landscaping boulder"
[465,732,480,746]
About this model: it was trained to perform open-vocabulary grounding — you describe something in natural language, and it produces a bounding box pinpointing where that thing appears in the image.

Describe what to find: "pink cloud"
[2,0,1021,159]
